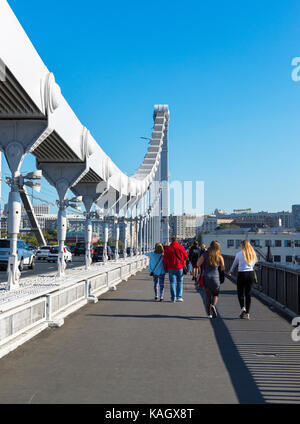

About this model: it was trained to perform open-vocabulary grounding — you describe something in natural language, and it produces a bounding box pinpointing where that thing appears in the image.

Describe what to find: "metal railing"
[223,255,300,315]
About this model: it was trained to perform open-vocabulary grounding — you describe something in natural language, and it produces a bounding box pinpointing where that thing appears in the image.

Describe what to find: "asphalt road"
[0,256,86,283]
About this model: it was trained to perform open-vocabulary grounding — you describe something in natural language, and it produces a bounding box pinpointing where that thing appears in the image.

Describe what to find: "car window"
[0,240,10,248]
[41,246,51,250]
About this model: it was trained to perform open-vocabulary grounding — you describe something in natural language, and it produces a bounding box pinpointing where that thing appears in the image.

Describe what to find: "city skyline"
[1,0,300,214]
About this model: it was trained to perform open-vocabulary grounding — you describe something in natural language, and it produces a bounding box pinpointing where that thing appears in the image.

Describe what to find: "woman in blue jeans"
[146,243,165,301]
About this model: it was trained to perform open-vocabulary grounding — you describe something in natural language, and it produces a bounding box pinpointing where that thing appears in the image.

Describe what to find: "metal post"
[7,182,21,290]
[115,222,119,261]
[123,221,128,259]
[85,214,92,270]
[57,203,67,278]
[103,223,108,264]
[136,218,140,255]
[143,217,146,254]
[140,218,143,255]
[130,221,134,257]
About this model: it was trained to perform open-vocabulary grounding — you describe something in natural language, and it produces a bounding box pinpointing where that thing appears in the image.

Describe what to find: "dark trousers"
[237,271,254,313]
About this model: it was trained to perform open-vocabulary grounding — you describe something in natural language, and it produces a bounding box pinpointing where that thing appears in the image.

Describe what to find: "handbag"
[150,255,163,277]
[170,246,188,275]
[219,266,225,284]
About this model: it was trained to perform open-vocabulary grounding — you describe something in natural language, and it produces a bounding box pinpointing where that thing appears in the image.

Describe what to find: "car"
[28,245,38,255]
[0,239,35,271]
[69,245,76,254]
[92,246,113,262]
[47,245,72,263]
[74,242,85,256]
[36,246,52,260]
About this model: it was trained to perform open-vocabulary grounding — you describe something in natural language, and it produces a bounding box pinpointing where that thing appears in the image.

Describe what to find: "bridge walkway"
[0,271,299,404]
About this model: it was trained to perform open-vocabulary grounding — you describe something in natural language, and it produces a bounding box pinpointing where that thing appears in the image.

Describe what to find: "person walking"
[228,240,257,319]
[197,240,225,318]
[146,243,166,301]
[189,240,201,281]
[163,236,188,303]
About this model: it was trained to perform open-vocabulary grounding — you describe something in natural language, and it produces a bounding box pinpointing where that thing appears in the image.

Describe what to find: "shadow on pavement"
[198,289,265,404]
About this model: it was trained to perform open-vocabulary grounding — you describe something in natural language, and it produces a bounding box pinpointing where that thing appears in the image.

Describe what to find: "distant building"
[292,205,300,228]
[169,214,203,240]
[202,228,300,267]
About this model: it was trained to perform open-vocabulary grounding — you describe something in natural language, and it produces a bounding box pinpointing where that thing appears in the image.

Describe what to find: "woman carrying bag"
[197,241,225,318]
[146,243,166,301]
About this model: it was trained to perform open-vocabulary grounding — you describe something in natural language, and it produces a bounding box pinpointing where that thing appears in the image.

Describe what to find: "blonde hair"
[241,240,257,264]
[201,244,206,250]
[208,241,222,266]
[154,243,164,254]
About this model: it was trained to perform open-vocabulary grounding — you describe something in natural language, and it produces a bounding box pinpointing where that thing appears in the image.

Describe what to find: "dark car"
[92,246,113,262]
[69,245,76,254]
[126,247,137,255]
[74,242,85,256]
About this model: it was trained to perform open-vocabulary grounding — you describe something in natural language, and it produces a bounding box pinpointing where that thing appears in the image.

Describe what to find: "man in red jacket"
[163,236,188,302]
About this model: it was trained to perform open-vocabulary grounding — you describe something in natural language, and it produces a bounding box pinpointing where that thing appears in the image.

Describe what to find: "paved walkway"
[0,271,299,404]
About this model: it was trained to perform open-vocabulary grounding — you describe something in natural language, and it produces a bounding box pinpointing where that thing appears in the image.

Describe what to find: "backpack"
[191,247,200,262]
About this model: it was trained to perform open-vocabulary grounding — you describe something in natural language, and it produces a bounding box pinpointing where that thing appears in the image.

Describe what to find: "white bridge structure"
[0,0,170,290]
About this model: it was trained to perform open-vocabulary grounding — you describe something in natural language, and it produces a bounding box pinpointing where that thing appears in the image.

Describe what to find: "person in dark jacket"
[188,240,201,281]
[163,236,188,303]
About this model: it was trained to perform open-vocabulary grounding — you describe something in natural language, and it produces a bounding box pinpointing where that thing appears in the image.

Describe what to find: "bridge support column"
[130,221,134,257]
[103,224,108,264]
[115,221,119,261]
[123,221,128,259]
[136,218,140,255]
[6,183,21,290]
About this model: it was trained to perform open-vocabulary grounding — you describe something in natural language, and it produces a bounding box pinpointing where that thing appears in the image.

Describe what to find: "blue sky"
[3,0,300,214]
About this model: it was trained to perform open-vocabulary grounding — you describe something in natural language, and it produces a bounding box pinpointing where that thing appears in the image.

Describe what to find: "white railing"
[0,256,149,358]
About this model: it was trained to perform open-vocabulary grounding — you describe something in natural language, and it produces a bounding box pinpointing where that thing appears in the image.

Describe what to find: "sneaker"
[177,298,184,302]
[244,313,250,320]
[160,298,164,302]
[211,305,217,318]
[171,299,176,303]
[155,296,158,301]
[239,307,246,318]
[208,314,213,319]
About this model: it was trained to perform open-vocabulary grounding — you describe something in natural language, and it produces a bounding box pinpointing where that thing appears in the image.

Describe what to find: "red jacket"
[163,241,188,272]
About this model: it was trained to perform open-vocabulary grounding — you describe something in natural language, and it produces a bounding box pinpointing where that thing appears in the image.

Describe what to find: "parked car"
[92,246,113,262]
[74,242,85,256]
[126,247,136,255]
[36,246,52,260]
[0,239,35,271]
[69,245,76,254]
[47,246,72,263]
[28,245,38,255]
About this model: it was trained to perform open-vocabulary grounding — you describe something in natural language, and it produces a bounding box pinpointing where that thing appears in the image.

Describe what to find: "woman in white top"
[228,240,257,319]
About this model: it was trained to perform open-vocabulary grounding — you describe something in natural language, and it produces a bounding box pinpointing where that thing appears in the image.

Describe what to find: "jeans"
[153,274,165,299]
[168,269,184,301]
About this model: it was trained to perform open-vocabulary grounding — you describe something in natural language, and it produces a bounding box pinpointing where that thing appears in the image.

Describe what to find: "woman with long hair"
[228,240,257,319]
[146,243,166,301]
[197,241,225,318]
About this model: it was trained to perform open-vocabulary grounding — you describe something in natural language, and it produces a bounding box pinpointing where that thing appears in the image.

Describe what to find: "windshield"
[0,240,9,248]
[50,248,59,254]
